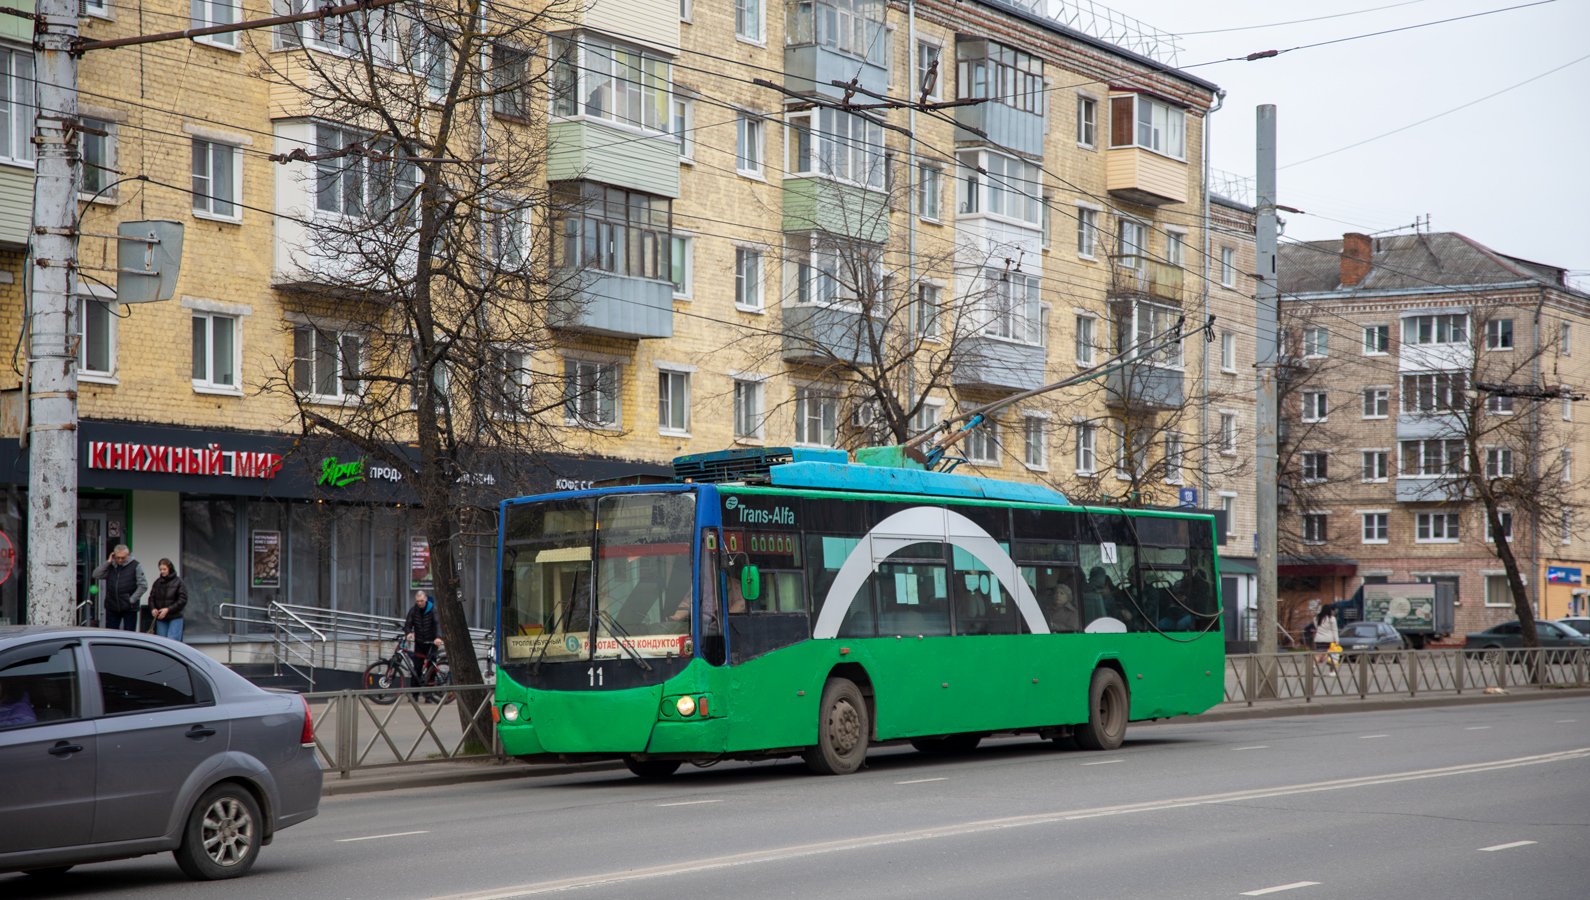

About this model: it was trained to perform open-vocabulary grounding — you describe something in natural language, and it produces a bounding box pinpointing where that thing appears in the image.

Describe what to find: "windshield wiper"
[530,578,579,677]
[595,611,653,672]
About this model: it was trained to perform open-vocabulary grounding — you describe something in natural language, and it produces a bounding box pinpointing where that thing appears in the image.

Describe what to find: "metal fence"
[1225,647,1590,706]
[304,684,503,778]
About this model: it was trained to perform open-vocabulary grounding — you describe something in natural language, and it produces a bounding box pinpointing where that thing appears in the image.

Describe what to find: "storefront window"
[180,498,237,634]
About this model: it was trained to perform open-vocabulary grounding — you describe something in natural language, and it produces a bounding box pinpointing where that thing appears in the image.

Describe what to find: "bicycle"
[363,637,453,705]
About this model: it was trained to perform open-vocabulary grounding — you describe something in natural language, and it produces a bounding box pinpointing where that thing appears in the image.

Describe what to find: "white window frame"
[191,138,242,222]
[1563,391,1573,421]
[1219,247,1236,287]
[1301,391,1328,423]
[1484,318,1514,351]
[670,234,693,300]
[1074,312,1097,366]
[1220,492,1237,537]
[1302,326,1328,359]
[76,294,118,382]
[1132,300,1184,369]
[1165,228,1187,269]
[1301,511,1330,545]
[1301,450,1328,484]
[1484,572,1515,607]
[1362,386,1390,419]
[656,364,692,437]
[732,376,766,441]
[563,357,621,428]
[911,396,943,435]
[1360,511,1389,544]
[734,245,764,311]
[81,0,111,18]
[794,386,839,447]
[1219,412,1238,455]
[191,0,241,50]
[786,108,886,191]
[1109,93,1186,160]
[1076,93,1098,149]
[914,282,943,342]
[736,112,765,178]
[1562,508,1573,545]
[79,117,118,201]
[191,312,241,394]
[1361,449,1390,483]
[1562,448,1572,483]
[489,201,532,269]
[671,96,695,161]
[1485,391,1514,415]
[1074,420,1098,476]
[1117,217,1147,266]
[964,420,1000,466]
[1076,205,1100,260]
[1414,512,1461,543]
[915,164,942,222]
[680,0,692,24]
[1484,446,1515,479]
[1023,413,1048,471]
[956,148,1041,226]
[1485,509,1514,543]
[1400,439,1465,478]
[734,0,764,44]
[915,38,943,102]
[292,325,362,403]
[1401,313,1468,346]
[1362,324,1390,355]
[490,346,533,420]
[1561,321,1572,356]
[1401,371,1468,414]
[0,47,36,166]
[1164,432,1184,485]
[1220,331,1237,373]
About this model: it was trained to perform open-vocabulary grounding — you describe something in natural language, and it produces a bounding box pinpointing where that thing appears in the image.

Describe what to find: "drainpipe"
[1531,286,1546,617]
[1200,89,1226,514]
[907,0,918,436]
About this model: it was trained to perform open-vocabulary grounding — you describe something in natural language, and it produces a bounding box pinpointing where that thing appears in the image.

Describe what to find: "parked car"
[1337,620,1407,659]
[1557,617,1590,637]
[1463,620,1590,652]
[0,626,321,881]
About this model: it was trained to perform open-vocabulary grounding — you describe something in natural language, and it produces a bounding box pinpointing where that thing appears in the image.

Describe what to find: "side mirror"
[741,565,761,603]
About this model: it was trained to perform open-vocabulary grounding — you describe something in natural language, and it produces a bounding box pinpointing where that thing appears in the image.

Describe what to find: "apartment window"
[1485,447,1514,478]
[1109,94,1186,159]
[1402,314,1467,345]
[81,0,108,16]
[490,203,531,268]
[418,28,453,101]
[736,114,764,176]
[1075,314,1096,365]
[1415,512,1460,542]
[914,284,941,339]
[1166,231,1186,268]
[191,139,240,219]
[734,0,763,41]
[1117,218,1147,266]
[916,165,941,220]
[670,96,694,159]
[1041,194,1052,249]
[1561,322,1572,355]
[314,124,415,217]
[1562,448,1572,482]
[1076,95,1097,147]
[1302,513,1328,545]
[1485,391,1514,415]
[490,348,531,418]
[734,247,763,310]
[1400,372,1467,413]
[1220,332,1236,372]
[1362,387,1390,419]
[492,45,532,118]
[77,298,115,376]
[1164,433,1184,484]
[1303,326,1328,358]
[787,0,886,62]
[965,423,999,465]
[1484,318,1514,350]
[733,379,763,439]
[1400,439,1464,477]
[1563,509,1573,544]
[1485,574,1514,607]
[955,39,1043,114]
[292,326,361,399]
[1362,450,1389,482]
[1362,513,1389,543]
[680,0,692,21]
[670,235,692,298]
[1302,391,1328,423]
[407,349,450,412]
[1221,495,1237,536]
[191,314,237,389]
[553,182,673,283]
[916,41,942,101]
[563,359,619,427]
[193,0,239,45]
[1563,393,1572,421]
[658,370,690,434]
[1486,511,1514,542]
[1023,416,1048,469]
[912,399,940,434]
[1363,324,1390,354]
[1301,451,1328,483]
[275,0,397,54]
[955,149,1040,224]
[1076,207,1099,258]
[1113,426,1147,479]
[1133,301,1183,367]
[788,108,886,189]
[549,36,672,132]
[795,388,838,447]
[1220,414,1237,454]
[1075,422,1097,474]
[984,269,1043,345]
[80,118,116,198]
[1219,247,1236,286]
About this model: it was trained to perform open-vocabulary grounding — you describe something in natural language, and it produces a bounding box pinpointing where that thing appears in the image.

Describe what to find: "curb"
[1161,686,1590,725]
[322,760,624,796]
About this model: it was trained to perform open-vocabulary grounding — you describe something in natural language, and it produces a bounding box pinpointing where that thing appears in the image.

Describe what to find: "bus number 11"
[588,667,604,687]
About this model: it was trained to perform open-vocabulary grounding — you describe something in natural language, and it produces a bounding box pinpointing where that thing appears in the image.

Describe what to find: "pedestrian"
[1313,605,1340,666]
[92,544,148,632]
[404,589,443,673]
[147,558,189,642]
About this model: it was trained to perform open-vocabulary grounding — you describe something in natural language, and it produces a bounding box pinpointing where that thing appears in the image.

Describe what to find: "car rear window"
[91,644,197,714]
[1341,623,1376,636]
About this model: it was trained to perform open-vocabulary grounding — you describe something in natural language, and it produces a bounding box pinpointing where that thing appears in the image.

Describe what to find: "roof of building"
[1279,232,1577,297]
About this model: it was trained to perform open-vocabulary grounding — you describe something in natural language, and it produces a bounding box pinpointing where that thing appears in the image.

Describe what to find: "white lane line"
[414,747,1590,900]
[1080,759,1123,766]
[1359,734,1389,739]
[1235,745,1270,751]
[1466,726,1492,731]
[1479,840,1537,852]
[896,777,947,785]
[656,799,724,807]
[1240,882,1320,896]
[337,830,429,842]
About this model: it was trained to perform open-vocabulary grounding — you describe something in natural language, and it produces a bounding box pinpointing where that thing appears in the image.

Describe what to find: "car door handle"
[47,742,84,757]
[185,725,217,740]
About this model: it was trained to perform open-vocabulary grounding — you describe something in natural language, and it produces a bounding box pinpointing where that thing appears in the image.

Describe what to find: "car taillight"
[299,694,315,746]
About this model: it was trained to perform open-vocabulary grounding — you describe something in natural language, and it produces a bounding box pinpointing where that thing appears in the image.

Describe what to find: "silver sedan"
[0,626,321,881]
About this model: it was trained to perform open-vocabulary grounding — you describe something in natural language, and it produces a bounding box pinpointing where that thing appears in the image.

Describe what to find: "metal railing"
[304,684,502,778]
[1225,648,1590,706]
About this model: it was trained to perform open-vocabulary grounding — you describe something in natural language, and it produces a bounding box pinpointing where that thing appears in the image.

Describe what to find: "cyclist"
[404,590,443,679]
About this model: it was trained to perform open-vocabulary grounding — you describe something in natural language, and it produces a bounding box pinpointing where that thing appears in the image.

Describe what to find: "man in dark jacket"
[404,590,443,671]
[92,544,148,632]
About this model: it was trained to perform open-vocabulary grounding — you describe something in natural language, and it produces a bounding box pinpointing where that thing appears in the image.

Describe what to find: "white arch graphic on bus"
[811,506,1051,639]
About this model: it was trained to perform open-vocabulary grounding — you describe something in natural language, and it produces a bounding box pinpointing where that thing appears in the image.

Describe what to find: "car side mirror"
[741,565,761,603]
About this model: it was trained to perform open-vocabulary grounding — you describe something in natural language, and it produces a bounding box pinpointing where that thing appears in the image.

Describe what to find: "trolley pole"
[1254,105,1280,673]
[27,0,81,626]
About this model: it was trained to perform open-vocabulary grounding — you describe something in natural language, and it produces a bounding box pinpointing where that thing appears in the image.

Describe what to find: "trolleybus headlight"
[675,696,696,717]
[502,703,522,722]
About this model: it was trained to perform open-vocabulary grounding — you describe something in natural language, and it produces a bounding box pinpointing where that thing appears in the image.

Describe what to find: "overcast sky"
[1101,0,1589,280]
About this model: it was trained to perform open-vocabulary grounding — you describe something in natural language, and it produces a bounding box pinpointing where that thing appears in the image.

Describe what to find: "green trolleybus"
[494,447,1224,777]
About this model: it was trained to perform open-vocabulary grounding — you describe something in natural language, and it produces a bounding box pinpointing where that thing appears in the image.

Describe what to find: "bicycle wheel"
[363,660,403,704]
[422,661,453,705]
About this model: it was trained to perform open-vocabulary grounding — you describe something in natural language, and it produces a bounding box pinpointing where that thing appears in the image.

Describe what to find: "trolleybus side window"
[876,545,951,636]
[951,545,1016,634]
[806,533,876,637]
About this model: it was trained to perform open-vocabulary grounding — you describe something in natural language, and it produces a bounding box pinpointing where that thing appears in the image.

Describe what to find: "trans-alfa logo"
[725,497,740,510]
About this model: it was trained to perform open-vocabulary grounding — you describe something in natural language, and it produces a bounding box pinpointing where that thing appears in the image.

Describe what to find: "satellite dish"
[116,220,185,303]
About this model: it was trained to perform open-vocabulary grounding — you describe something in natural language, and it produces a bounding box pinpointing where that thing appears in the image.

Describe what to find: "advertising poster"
[410,536,433,589]
[251,530,281,588]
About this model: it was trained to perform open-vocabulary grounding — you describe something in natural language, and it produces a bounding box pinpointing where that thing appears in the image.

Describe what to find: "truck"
[1340,582,1455,649]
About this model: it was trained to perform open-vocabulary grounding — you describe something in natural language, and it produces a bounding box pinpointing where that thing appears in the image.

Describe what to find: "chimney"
[1341,232,1372,287]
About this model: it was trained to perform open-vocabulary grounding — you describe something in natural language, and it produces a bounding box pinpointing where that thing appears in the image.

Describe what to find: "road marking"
[1080,759,1123,766]
[1359,734,1389,739]
[1479,840,1537,852]
[1466,726,1491,731]
[1240,882,1320,896]
[656,799,723,807]
[1235,746,1270,751]
[337,830,429,842]
[414,747,1590,900]
[896,777,947,784]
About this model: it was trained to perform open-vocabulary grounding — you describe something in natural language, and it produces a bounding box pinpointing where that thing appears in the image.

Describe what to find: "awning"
[1279,562,1358,577]
[1219,559,1257,575]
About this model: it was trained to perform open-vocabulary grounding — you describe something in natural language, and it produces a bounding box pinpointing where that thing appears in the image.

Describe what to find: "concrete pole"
[1254,105,1279,665]
[27,1,81,626]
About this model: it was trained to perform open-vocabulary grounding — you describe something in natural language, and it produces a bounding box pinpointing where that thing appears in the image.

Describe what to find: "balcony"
[782,304,876,366]
[1109,256,1184,303]
[1395,478,1465,503]
[782,178,889,244]
[1106,146,1188,206]
[1106,365,1184,410]
[784,2,888,101]
[550,272,674,340]
[955,102,1045,158]
[954,337,1047,393]
[546,120,680,199]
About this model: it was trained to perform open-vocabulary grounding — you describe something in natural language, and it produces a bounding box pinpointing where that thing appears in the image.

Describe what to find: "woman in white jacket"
[1313,606,1340,668]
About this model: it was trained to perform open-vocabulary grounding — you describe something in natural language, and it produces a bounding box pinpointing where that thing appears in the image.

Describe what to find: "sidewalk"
[319,686,1590,797]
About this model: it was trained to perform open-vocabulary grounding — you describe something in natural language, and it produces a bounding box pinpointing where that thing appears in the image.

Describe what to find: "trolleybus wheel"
[1075,668,1128,751]
[910,734,981,754]
[803,678,868,775]
[624,756,682,779]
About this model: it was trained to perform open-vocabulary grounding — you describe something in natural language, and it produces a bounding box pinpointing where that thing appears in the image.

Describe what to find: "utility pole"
[27,0,81,626]
[1254,105,1279,669]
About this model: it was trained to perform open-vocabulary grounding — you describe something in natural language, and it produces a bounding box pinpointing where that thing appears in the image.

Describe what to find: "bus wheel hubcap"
[830,699,861,754]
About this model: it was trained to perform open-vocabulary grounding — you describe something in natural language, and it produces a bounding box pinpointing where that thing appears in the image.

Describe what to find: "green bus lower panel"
[647,719,730,754]
[522,683,666,754]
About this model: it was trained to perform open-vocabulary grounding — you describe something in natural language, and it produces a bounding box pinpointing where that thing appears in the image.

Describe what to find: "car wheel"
[1075,668,1129,751]
[802,678,869,775]
[174,783,263,881]
[22,866,73,877]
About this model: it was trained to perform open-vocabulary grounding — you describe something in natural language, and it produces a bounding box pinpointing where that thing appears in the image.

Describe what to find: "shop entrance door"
[77,514,107,626]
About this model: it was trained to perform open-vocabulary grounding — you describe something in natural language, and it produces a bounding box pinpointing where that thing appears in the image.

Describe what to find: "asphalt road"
[8,698,1587,900]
